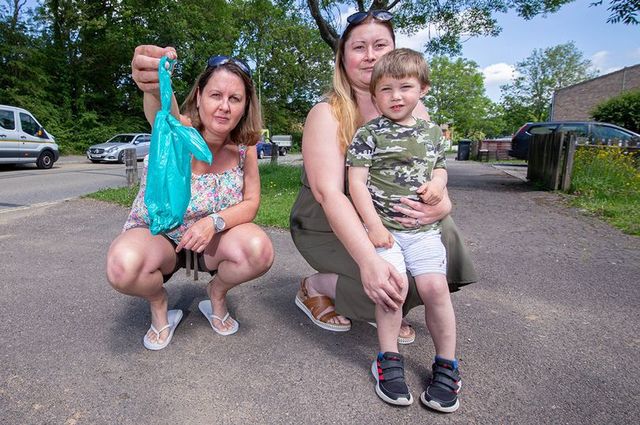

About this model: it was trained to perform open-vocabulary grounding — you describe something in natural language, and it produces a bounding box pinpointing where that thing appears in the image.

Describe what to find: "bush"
[591,90,640,133]
[569,147,640,235]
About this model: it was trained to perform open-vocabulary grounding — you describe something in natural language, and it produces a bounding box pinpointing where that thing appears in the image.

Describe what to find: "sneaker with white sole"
[371,352,413,406]
[420,358,461,413]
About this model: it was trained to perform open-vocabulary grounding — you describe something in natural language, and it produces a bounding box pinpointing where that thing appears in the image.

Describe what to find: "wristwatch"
[210,213,226,233]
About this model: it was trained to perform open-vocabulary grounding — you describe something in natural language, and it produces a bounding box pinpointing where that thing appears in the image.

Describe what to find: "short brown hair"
[369,48,430,95]
[181,63,262,146]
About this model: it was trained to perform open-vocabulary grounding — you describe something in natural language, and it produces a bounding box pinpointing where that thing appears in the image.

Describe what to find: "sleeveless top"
[124,145,247,243]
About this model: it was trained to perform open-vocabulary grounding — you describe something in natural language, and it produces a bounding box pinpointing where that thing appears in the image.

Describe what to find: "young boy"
[346,48,461,412]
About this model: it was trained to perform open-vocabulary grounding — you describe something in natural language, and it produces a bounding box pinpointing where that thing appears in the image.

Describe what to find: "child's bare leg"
[415,273,456,359]
[376,274,409,353]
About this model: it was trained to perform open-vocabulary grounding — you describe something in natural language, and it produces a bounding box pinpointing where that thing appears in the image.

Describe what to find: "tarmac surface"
[1,158,638,424]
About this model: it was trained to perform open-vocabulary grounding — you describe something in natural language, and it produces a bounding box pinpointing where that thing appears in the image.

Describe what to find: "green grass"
[85,163,302,228]
[255,164,301,228]
[87,185,141,207]
[569,148,640,236]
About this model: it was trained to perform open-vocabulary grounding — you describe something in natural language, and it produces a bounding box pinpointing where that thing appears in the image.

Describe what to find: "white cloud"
[481,63,517,102]
[482,63,517,85]
[590,50,609,73]
[395,25,440,52]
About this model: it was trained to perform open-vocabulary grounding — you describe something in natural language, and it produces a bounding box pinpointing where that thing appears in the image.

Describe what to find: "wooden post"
[124,148,138,187]
[270,141,278,165]
[561,134,576,191]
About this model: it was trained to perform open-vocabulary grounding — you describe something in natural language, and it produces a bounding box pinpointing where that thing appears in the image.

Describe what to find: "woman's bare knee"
[106,245,145,292]
[244,233,274,274]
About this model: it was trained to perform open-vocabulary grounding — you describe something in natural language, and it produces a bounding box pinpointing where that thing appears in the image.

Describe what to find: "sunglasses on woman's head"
[206,55,252,78]
[346,9,393,25]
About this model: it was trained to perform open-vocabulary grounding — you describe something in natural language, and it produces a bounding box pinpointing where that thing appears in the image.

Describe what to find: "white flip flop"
[143,309,183,351]
[198,300,239,336]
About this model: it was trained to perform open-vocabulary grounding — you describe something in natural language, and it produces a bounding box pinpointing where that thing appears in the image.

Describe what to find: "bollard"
[124,148,138,187]
[270,141,278,165]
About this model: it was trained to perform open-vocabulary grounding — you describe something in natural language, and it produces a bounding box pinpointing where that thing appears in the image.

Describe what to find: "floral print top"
[123,145,247,243]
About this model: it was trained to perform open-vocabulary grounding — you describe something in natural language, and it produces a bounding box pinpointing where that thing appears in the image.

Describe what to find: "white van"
[0,105,59,169]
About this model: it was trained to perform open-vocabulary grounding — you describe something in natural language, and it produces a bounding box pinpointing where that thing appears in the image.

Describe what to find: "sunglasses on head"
[206,55,252,78]
[346,9,393,26]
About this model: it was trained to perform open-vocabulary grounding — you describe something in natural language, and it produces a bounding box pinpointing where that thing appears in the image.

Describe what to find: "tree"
[499,42,596,131]
[232,0,333,137]
[304,0,575,54]
[592,90,640,133]
[591,0,640,25]
[424,56,493,139]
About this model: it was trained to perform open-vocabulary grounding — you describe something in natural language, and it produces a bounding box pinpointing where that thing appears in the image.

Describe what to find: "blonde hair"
[369,48,430,95]
[181,63,262,146]
[327,17,395,153]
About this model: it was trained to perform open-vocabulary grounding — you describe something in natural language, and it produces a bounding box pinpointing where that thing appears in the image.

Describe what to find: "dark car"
[256,134,292,159]
[509,121,640,160]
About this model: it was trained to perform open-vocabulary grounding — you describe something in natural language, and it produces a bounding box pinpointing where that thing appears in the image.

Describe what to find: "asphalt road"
[0,158,135,213]
[0,154,302,214]
[0,158,638,424]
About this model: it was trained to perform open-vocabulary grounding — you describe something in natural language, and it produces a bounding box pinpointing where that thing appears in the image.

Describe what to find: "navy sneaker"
[371,352,413,406]
[420,358,461,413]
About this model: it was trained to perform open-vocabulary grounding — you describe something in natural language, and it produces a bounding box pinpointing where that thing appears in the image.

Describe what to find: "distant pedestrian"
[106,46,273,350]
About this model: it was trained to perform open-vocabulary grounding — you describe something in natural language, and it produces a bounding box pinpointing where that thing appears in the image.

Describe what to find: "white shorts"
[376,229,447,277]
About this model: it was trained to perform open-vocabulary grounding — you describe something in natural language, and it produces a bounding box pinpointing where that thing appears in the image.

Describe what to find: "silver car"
[86,133,151,163]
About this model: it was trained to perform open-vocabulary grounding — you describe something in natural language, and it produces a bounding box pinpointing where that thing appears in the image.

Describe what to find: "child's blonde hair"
[369,48,430,95]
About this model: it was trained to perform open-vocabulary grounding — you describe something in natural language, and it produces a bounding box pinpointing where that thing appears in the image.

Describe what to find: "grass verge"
[569,148,639,236]
[85,163,302,229]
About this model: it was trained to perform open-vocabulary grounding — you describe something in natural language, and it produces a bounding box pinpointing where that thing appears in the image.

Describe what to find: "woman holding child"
[290,10,476,412]
[107,46,274,350]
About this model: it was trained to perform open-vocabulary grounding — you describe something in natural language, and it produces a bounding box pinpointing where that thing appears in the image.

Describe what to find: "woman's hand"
[359,257,405,312]
[131,45,177,94]
[392,189,452,229]
[176,217,215,253]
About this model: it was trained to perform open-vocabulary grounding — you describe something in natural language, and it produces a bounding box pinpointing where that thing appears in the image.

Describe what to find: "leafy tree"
[424,56,493,139]
[592,90,640,133]
[232,0,333,138]
[499,42,596,131]
[304,0,575,54]
[591,0,640,25]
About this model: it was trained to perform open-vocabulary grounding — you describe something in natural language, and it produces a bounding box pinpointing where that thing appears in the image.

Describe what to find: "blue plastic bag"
[145,56,213,235]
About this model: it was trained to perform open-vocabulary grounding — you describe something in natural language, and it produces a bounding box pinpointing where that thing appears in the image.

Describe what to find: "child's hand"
[417,181,445,205]
[367,224,394,249]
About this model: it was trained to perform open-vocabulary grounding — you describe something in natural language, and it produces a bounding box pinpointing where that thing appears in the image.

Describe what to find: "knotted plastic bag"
[145,56,212,235]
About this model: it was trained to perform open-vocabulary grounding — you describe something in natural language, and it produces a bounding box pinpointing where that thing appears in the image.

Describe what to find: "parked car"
[86,133,151,163]
[0,104,59,169]
[509,121,640,160]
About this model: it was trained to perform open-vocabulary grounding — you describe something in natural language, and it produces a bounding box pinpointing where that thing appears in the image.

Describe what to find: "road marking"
[0,197,78,214]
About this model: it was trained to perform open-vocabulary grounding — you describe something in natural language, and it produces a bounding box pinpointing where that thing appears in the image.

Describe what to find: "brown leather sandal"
[295,278,351,332]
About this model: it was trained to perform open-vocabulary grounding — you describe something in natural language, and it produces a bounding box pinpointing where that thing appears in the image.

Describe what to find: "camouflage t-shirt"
[346,115,446,232]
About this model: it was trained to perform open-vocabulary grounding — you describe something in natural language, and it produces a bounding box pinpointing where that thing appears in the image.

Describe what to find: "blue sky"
[396,1,640,102]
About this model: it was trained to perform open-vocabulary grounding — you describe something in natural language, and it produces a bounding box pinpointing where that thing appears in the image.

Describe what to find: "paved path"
[0,159,638,424]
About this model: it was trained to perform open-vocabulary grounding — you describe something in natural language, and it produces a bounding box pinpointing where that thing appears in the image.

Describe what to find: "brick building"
[550,64,640,121]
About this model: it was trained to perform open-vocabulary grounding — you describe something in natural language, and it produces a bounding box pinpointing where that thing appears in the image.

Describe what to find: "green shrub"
[570,147,640,235]
[591,90,640,133]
